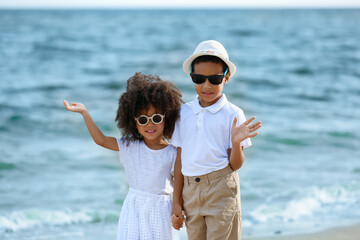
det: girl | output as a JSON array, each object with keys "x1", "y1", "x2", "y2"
[{"x1": 64, "y1": 72, "x2": 183, "y2": 240}]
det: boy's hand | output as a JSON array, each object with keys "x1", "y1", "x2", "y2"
[
  {"x1": 171, "y1": 203, "x2": 186, "y2": 230},
  {"x1": 231, "y1": 116, "x2": 262, "y2": 144},
  {"x1": 171, "y1": 210, "x2": 186, "y2": 230},
  {"x1": 63, "y1": 100, "x2": 87, "y2": 114}
]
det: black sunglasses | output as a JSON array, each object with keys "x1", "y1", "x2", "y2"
[
  {"x1": 190, "y1": 68, "x2": 228, "y2": 85},
  {"x1": 135, "y1": 114, "x2": 165, "y2": 126}
]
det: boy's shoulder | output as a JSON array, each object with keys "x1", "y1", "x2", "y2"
[
  {"x1": 180, "y1": 96, "x2": 244, "y2": 116},
  {"x1": 223, "y1": 99, "x2": 244, "y2": 115},
  {"x1": 179, "y1": 99, "x2": 197, "y2": 115}
]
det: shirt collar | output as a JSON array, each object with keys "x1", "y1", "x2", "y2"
[{"x1": 191, "y1": 94, "x2": 228, "y2": 114}]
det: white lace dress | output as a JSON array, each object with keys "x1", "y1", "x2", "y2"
[{"x1": 116, "y1": 138, "x2": 178, "y2": 240}]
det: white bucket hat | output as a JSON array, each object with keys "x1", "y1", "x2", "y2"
[{"x1": 183, "y1": 40, "x2": 236, "y2": 77}]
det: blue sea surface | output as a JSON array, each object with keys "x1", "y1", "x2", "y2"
[{"x1": 0, "y1": 9, "x2": 360, "y2": 239}]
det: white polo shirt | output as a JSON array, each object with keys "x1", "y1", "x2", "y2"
[{"x1": 171, "y1": 94, "x2": 252, "y2": 176}]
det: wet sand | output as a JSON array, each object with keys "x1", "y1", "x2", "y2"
[{"x1": 246, "y1": 223, "x2": 360, "y2": 240}]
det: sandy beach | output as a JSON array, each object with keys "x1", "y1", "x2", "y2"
[{"x1": 246, "y1": 223, "x2": 360, "y2": 240}]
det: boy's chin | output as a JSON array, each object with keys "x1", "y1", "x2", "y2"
[{"x1": 198, "y1": 95, "x2": 221, "y2": 107}]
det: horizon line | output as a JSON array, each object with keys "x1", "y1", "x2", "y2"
[{"x1": 1, "y1": 5, "x2": 360, "y2": 10}]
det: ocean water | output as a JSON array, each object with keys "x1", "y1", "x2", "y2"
[{"x1": 0, "y1": 9, "x2": 360, "y2": 239}]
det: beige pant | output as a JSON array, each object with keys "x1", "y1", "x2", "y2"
[{"x1": 183, "y1": 165, "x2": 241, "y2": 240}]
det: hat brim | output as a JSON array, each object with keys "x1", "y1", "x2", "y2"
[{"x1": 183, "y1": 52, "x2": 236, "y2": 77}]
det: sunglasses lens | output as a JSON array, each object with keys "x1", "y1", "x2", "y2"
[
  {"x1": 208, "y1": 75, "x2": 223, "y2": 85},
  {"x1": 152, "y1": 114, "x2": 163, "y2": 124},
  {"x1": 138, "y1": 116, "x2": 148, "y2": 125},
  {"x1": 191, "y1": 74, "x2": 206, "y2": 84}
]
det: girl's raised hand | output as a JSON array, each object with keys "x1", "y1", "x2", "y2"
[
  {"x1": 231, "y1": 116, "x2": 262, "y2": 144},
  {"x1": 63, "y1": 100, "x2": 87, "y2": 114}
]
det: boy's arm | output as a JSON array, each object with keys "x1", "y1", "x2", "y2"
[
  {"x1": 229, "y1": 144, "x2": 245, "y2": 171},
  {"x1": 229, "y1": 116, "x2": 261, "y2": 170},
  {"x1": 64, "y1": 100, "x2": 119, "y2": 151},
  {"x1": 172, "y1": 147, "x2": 185, "y2": 229}
]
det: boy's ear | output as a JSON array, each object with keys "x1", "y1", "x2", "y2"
[{"x1": 224, "y1": 72, "x2": 231, "y2": 83}]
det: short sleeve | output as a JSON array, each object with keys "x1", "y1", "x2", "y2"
[
  {"x1": 229, "y1": 110, "x2": 252, "y2": 149},
  {"x1": 170, "y1": 118, "x2": 181, "y2": 148},
  {"x1": 116, "y1": 137, "x2": 127, "y2": 164}
]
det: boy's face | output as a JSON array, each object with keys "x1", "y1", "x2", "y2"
[{"x1": 193, "y1": 61, "x2": 230, "y2": 107}]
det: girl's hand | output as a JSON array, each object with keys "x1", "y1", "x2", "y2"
[
  {"x1": 171, "y1": 210, "x2": 186, "y2": 230},
  {"x1": 231, "y1": 116, "x2": 262, "y2": 144},
  {"x1": 63, "y1": 100, "x2": 87, "y2": 114}
]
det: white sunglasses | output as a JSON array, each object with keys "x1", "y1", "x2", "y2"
[{"x1": 135, "y1": 114, "x2": 165, "y2": 126}]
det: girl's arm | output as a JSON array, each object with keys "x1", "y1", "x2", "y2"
[
  {"x1": 64, "y1": 100, "x2": 119, "y2": 151},
  {"x1": 229, "y1": 116, "x2": 261, "y2": 170},
  {"x1": 172, "y1": 147, "x2": 185, "y2": 230}
]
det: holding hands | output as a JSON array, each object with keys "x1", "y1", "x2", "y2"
[
  {"x1": 171, "y1": 209, "x2": 186, "y2": 230},
  {"x1": 231, "y1": 116, "x2": 262, "y2": 144}
]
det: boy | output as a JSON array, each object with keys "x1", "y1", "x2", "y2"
[{"x1": 171, "y1": 40, "x2": 261, "y2": 240}]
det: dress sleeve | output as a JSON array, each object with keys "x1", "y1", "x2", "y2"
[
  {"x1": 229, "y1": 110, "x2": 252, "y2": 149},
  {"x1": 116, "y1": 137, "x2": 127, "y2": 164}
]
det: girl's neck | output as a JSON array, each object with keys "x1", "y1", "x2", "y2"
[{"x1": 143, "y1": 138, "x2": 168, "y2": 150}]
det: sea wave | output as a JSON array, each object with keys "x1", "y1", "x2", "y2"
[
  {"x1": 248, "y1": 182, "x2": 360, "y2": 224},
  {"x1": 230, "y1": 29, "x2": 260, "y2": 37},
  {"x1": 0, "y1": 208, "x2": 118, "y2": 233},
  {"x1": 0, "y1": 162, "x2": 16, "y2": 171},
  {"x1": 33, "y1": 43, "x2": 93, "y2": 55},
  {"x1": 2, "y1": 84, "x2": 70, "y2": 94}
]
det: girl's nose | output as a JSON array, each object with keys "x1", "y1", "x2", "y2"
[{"x1": 146, "y1": 120, "x2": 155, "y2": 126}]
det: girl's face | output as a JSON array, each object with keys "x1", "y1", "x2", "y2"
[{"x1": 135, "y1": 105, "x2": 165, "y2": 144}]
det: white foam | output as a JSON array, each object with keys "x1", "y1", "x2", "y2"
[
  {"x1": 0, "y1": 208, "x2": 117, "y2": 233},
  {"x1": 249, "y1": 183, "x2": 360, "y2": 223}
]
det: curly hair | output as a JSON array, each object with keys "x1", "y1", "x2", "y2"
[{"x1": 115, "y1": 72, "x2": 183, "y2": 143}]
